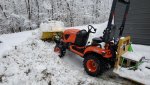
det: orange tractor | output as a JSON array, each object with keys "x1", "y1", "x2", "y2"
[{"x1": 54, "y1": 0, "x2": 130, "y2": 76}]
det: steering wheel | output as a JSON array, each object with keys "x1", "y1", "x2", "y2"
[{"x1": 88, "y1": 25, "x2": 97, "y2": 33}]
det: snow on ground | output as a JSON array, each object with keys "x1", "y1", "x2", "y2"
[
  {"x1": 0, "y1": 31, "x2": 34, "y2": 57},
  {"x1": 0, "y1": 21, "x2": 150, "y2": 85}
]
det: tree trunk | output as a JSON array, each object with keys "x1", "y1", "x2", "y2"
[
  {"x1": 35, "y1": 0, "x2": 40, "y2": 27},
  {"x1": 25, "y1": 0, "x2": 32, "y2": 30},
  {"x1": 0, "y1": 5, "x2": 7, "y2": 19},
  {"x1": 65, "y1": 0, "x2": 74, "y2": 26},
  {"x1": 51, "y1": 0, "x2": 54, "y2": 20},
  {"x1": 12, "y1": 0, "x2": 18, "y2": 14}
]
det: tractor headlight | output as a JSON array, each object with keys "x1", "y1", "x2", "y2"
[{"x1": 54, "y1": 35, "x2": 61, "y2": 43}]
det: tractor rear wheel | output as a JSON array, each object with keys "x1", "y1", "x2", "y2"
[{"x1": 83, "y1": 54, "x2": 106, "y2": 77}]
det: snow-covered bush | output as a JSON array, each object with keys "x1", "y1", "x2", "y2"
[
  {"x1": 0, "y1": 0, "x2": 112, "y2": 34},
  {"x1": 39, "y1": 21, "x2": 64, "y2": 32}
]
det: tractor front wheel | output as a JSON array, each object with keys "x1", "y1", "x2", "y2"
[
  {"x1": 54, "y1": 45, "x2": 65, "y2": 58},
  {"x1": 83, "y1": 54, "x2": 106, "y2": 77}
]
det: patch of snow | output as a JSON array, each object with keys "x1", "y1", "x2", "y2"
[
  {"x1": 122, "y1": 52, "x2": 143, "y2": 62},
  {"x1": 0, "y1": 30, "x2": 36, "y2": 57},
  {"x1": 39, "y1": 21, "x2": 64, "y2": 32},
  {"x1": 43, "y1": 1, "x2": 52, "y2": 10},
  {"x1": 120, "y1": 37, "x2": 125, "y2": 39}
]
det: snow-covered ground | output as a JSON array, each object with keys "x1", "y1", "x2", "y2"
[
  {"x1": 0, "y1": 31, "x2": 33, "y2": 57},
  {"x1": 0, "y1": 22, "x2": 150, "y2": 85}
]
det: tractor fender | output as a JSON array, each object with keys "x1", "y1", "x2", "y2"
[{"x1": 84, "y1": 46, "x2": 112, "y2": 58}]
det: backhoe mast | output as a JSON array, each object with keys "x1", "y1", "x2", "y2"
[{"x1": 103, "y1": 0, "x2": 130, "y2": 43}]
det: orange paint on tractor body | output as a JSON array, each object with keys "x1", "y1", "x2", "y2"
[
  {"x1": 84, "y1": 46, "x2": 112, "y2": 58},
  {"x1": 69, "y1": 45, "x2": 84, "y2": 57},
  {"x1": 63, "y1": 29, "x2": 80, "y2": 43}
]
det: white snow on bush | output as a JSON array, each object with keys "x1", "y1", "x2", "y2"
[{"x1": 39, "y1": 21, "x2": 64, "y2": 32}]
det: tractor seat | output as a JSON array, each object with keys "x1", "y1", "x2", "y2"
[
  {"x1": 92, "y1": 37, "x2": 103, "y2": 44},
  {"x1": 75, "y1": 30, "x2": 89, "y2": 46}
]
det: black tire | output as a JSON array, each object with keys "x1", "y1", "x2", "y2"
[
  {"x1": 54, "y1": 45, "x2": 64, "y2": 58},
  {"x1": 54, "y1": 41, "x2": 66, "y2": 58},
  {"x1": 83, "y1": 54, "x2": 106, "y2": 77}
]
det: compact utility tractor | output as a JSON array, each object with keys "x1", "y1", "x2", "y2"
[{"x1": 54, "y1": 0, "x2": 130, "y2": 76}]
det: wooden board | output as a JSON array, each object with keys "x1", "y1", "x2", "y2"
[{"x1": 115, "y1": 36, "x2": 131, "y2": 69}]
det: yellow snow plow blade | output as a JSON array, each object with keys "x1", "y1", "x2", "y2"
[{"x1": 41, "y1": 31, "x2": 63, "y2": 41}]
